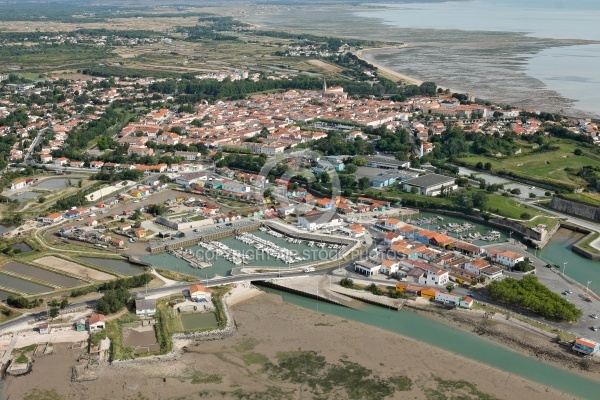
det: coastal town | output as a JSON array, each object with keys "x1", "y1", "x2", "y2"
[{"x1": 0, "y1": 2, "x2": 600, "y2": 399}]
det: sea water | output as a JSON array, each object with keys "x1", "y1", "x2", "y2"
[{"x1": 354, "y1": 0, "x2": 600, "y2": 116}]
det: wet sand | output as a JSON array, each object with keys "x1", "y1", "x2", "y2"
[{"x1": 5, "y1": 291, "x2": 578, "y2": 400}]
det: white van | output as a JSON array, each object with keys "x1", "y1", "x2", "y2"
[{"x1": 304, "y1": 267, "x2": 315, "y2": 273}]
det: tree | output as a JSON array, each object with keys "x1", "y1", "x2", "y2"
[
  {"x1": 357, "y1": 177, "x2": 370, "y2": 190},
  {"x1": 573, "y1": 148, "x2": 583, "y2": 156},
  {"x1": 512, "y1": 260, "x2": 534, "y2": 272},
  {"x1": 488, "y1": 275, "x2": 581, "y2": 322},
  {"x1": 340, "y1": 278, "x2": 355, "y2": 288},
  {"x1": 484, "y1": 162, "x2": 492, "y2": 171},
  {"x1": 354, "y1": 158, "x2": 367, "y2": 166},
  {"x1": 520, "y1": 212, "x2": 531, "y2": 220},
  {"x1": 147, "y1": 203, "x2": 166, "y2": 215},
  {"x1": 446, "y1": 284, "x2": 455, "y2": 293},
  {"x1": 529, "y1": 192, "x2": 537, "y2": 198},
  {"x1": 60, "y1": 298, "x2": 69, "y2": 309},
  {"x1": 96, "y1": 288, "x2": 130, "y2": 314},
  {"x1": 475, "y1": 162, "x2": 483, "y2": 169},
  {"x1": 344, "y1": 163, "x2": 357, "y2": 174},
  {"x1": 49, "y1": 307, "x2": 60, "y2": 319},
  {"x1": 472, "y1": 192, "x2": 488, "y2": 210},
  {"x1": 77, "y1": 180, "x2": 82, "y2": 188}
]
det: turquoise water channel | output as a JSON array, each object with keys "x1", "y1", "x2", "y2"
[{"x1": 263, "y1": 287, "x2": 600, "y2": 399}]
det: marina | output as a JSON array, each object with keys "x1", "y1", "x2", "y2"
[
  {"x1": 168, "y1": 247, "x2": 213, "y2": 269},
  {"x1": 197, "y1": 241, "x2": 250, "y2": 266},
  {"x1": 235, "y1": 232, "x2": 307, "y2": 264},
  {"x1": 405, "y1": 212, "x2": 513, "y2": 245},
  {"x1": 143, "y1": 228, "x2": 343, "y2": 278}
]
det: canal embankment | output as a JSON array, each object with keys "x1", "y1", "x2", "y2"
[{"x1": 404, "y1": 301, "x2": 600, "y2": 376}]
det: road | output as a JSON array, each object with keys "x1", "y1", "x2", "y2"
[
  {"x1": 516, "y1": 198, "x2": 600, "y2": 233},
  {"x1": 24, "y1": 128, "x2": 48, "y2": 164}
]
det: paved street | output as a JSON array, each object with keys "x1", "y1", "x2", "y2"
[{"x1": 482, "y1": 243, "x2": 600, "y2": 339}]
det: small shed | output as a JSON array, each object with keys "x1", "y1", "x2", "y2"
[{"x1": 39, "y1": 323, "x2": 50, "y2": 335}]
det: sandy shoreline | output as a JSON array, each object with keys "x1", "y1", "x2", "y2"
[
  {"x1": 5, "y1": 288, "x2": 590, "y2": 400},
  {"x1": 355, "y1": 46, "x2": 459, "y2": 93}
]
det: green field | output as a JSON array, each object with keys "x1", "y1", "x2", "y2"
[
  {"x1": 458, "y1": 141, "x2": 600, "y2": 189},
  {"x1": 380, "y1": 188, "x2": 547, "y2": 219}
]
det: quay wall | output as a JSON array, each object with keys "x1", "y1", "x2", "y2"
[
  {"x1": 253, "y1": 280, "x2": 356, "y2": 309},
  {"x1": 148, "y1": 222, "x2": 261, "y2": 254},
  {"x1": 550, "y1": 197, "x2": 600, "y2": 222},
  {"x1": 561, "y1": 222, "x2": 600, "y2": 261}
]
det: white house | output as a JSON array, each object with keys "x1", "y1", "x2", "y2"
[
  {"x1": 42, "y1": 212, "x2": 63, "y2": 224},
  {"x1": 54, "y1": 157, "x2": 68, "y2": 166},
  {"x1": 380, "y1": 260, "x2": 399, "y2": 275},
  {"x1": 417, "y1": 266, "x2": 450, "y2": 286},
  {"x1": 488, "y1": 250, "x2": 525, "y2": 268},
  {"x1": 434, "y1": 292, "x2": 462, "y2": 307},
  {"x1": 298, "y1": 211, "x2": 344, "y2": 231},
  {"x1": 381, "y1": 218, "x2": 403, "y2": 231},
  {"x1": 354, "y1": 260, "x2": 381, "y2": 276},
  {"x1": 39, "y1": 323, "x2": 50, "y2": 335},
  {"x1": 459, "y1": 297, "x2": 474, "y2": 309},
  {"x1": 87, "y1": 314, "x2": 105, "y2": 332},
  {"x1": 10, "y1": 178, "x2": 27, "y2": 190},
  {"x1": 480, "y1": 266, "x2": 503, "y2": 280},
  {"x1": 464, "y1": 259, "x2": 491, "y2": 276},
  {"x1": 135, "y1": 298, "x2": 157, "y2": 316},
  {"x1": 190, "y1": 284, "x2": 212, "y2": 301}
]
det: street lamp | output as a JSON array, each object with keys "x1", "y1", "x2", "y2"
[
  {"x1": 587, "y1": 280, "x2": 592, "y2": 294},
  {"x1": 509, "y1": 231, "x2": 513, "y2": 243},
  {"x1": 563, "y1": 261, "x2": 568, "y2": 274}
]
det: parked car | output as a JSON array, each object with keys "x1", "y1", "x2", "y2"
[
  {"x1": 591, "y1": 326, "x2": 599, "y2": 331},
  {"x1": 591, "y1": 314, "x2": 598, "y2": 319}
]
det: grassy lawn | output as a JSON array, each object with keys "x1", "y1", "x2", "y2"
[
  {"x1": 576, "y1": 232, "x2": 600, "y2": 254},
  {"x1": 382, "y1": 187, "x2": 553, "y2": 225},
  {"x1": 376, "y1": 189, "x2": 455, "y2": 208},
  {"x1": 485, "y1": 192, "x2": 533, "y2": 219},
  {"x1": 0, "y1": 305, "x2": 22, "y2": 323},
  {"x1": 458, "y1": 140, "x2": 600, "y2": 189},
  {"x1": 524, "y1": 215, "x2": 559, "y2": 230}
]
